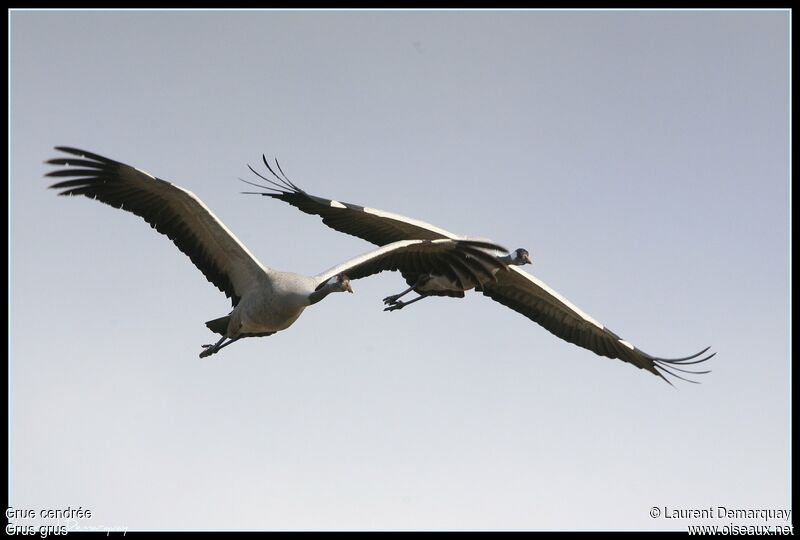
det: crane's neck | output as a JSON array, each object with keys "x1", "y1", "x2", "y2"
[{"x1": 308, "y1": 280, "x2": 342, "y2": 305}]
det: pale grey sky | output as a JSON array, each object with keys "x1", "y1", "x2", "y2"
[{"x1": 9, "y1": 10, "x2": 790, "y2": 531}]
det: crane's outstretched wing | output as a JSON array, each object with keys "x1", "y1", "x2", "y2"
[
  {"x1": 316, "y1": 239, "x2": 508, "y2": 288},
  {"x1": 480, "y1": 267, "x2": 714, "y2": 384},
  {"x1": 241, "y1": 155, "x2": 458, "y2": 245},
  {"x1": 46, "y1": 147, "x2": 270, "y2": 307}
]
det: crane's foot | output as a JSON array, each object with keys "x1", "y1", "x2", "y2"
[
  {"x1": 199, "y1": 336, "x2": 239, "y2": 358},
  {"x1": 383, "y1": 294, "x2": 402, "y2": 305},
  {"x1": 384, "y1": 301, "x2": 406, "y2": 312},
  {"x1": 199, "y1": 345, "x2": 216, "y2": 358}
]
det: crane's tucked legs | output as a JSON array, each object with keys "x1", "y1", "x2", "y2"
[
  {"x1": 383, "y1": 294, "x2": 429, "y2": 312},
  {"x1": 200, "y1": 336, "x2": 241, "y2": 358},
  {"x1": 383, "y1": 274, "x2": 431, "y2": 305}
]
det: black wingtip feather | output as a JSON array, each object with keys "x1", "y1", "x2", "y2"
[
  {"x1": 273, "y1": 158, "x2": 305, "y2": 193},
  {"x1": 53, "y1": 146, "x2": 111, "y2": 163},
  {"x1": 651, "y1": 347, "x2": 714, "y2": 384}
]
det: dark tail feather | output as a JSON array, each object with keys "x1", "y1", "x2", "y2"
[{"x1": 205, "y1": 316, "x2": 230, "y2": 336}]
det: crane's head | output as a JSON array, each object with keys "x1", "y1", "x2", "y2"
[
  {"x1": 512, "y1": 248, "x2": 532, "y2": 265},
  {"x1": 336, "y1": 273, "x2": 353, "y2": 293}
]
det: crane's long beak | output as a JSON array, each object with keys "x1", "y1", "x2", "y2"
[{"x1": 524, "y1": 253, "x2": 533, "y2": 265}]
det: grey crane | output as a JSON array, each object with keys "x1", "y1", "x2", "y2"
[
  {"x1": 45, "y1": 147, "x2": 508, "y2": 358},
  {"x1": 242, "y1": 156, "x2": 714, "y2": 384}
]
